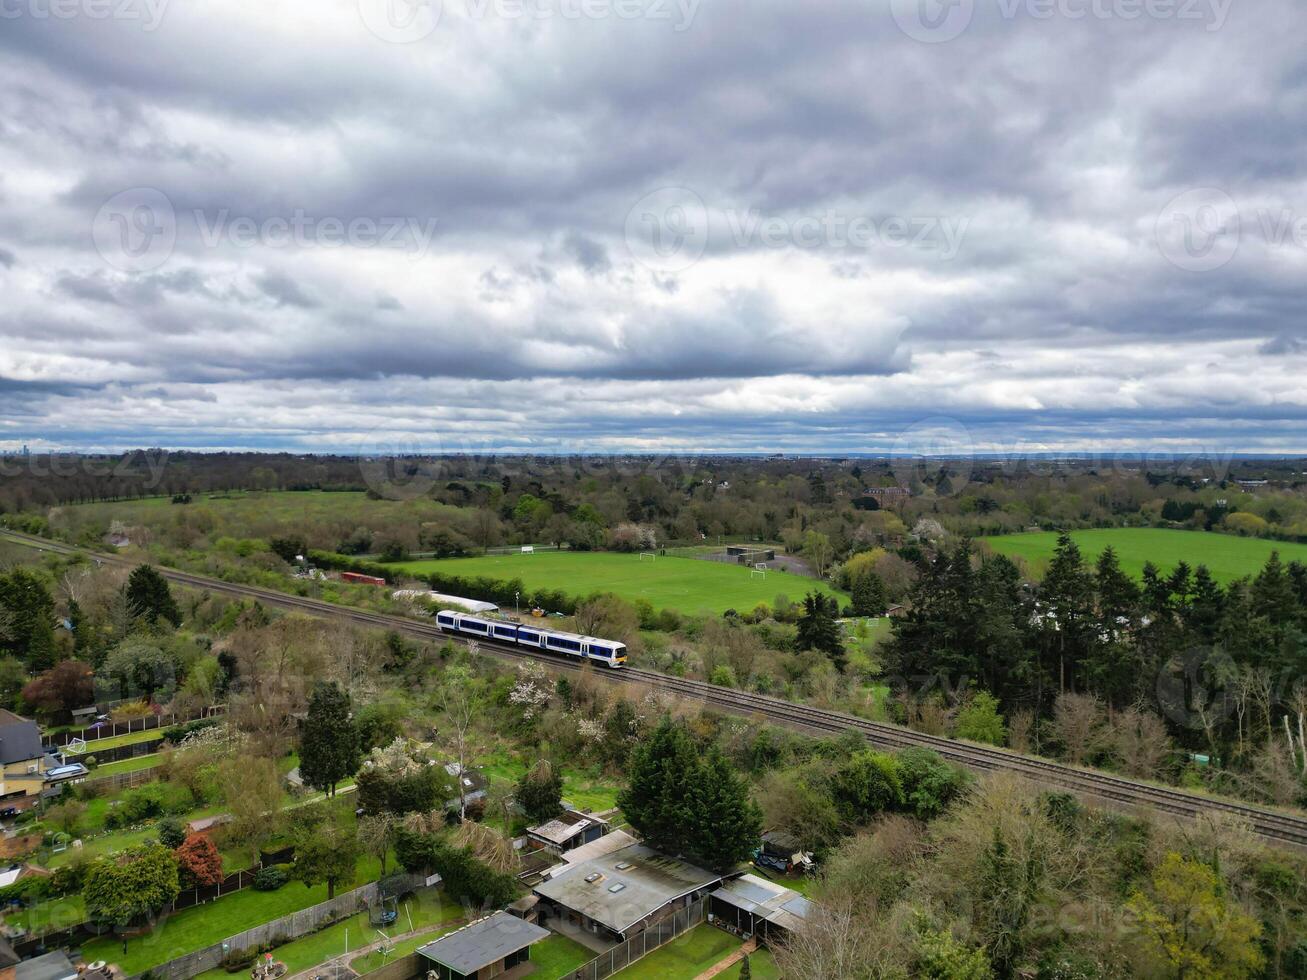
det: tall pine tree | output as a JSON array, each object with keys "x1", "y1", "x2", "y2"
[
  {"x1": 125, "y1": 565, "x2": 181, "y2": 628},
  {"x1": 618, "y1": 717, "x2": 761, "y2": 872},
  {"x1": 298, "y1": 681, "x2": 361, "y2": 797}
]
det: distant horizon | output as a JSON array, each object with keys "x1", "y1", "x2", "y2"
[{"x1": 4, "y1": 445, "x2": 1307, "y2": 463}]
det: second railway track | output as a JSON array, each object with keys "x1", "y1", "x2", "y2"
[{"x1": 7, "y1": 529, "x2": 1307, "y2": 849}]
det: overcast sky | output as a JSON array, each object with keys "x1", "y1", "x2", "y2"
[{"x1": 1, "y1": 0, "x2": 1305, "y2": 457}]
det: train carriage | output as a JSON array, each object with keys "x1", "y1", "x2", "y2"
[{"x1": 435, "y1": 611, "x2": 627, "y2": 668}]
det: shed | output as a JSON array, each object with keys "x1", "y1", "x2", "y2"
[
  {"x1": 709, "y1": 873, "x2": 811, "y2": 943},
  {"x1": 416, "y1": 911, "x2": 549, "y2": 980},
  {"x1": 527, "y1": 810, "x2": 608, "y2": 854}
]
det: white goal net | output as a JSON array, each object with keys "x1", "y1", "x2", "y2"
[{"x1": 638, "y1": 552, "x2": 657, "y2": 561}]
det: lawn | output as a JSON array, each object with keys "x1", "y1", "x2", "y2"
[
  {"x1": 611, "y1": 923, "x2": 741, "y2": 979},
  {"x1": 74, "y1": 729, "x2": 167, "y2": 752},
  {"x1": 480, "y1": 755, "x2": 621, "y2": 815},
  {"x1": 94, "y1": 754, "x2": 162, "y2": 776},
  {"x1": 389, "y1": 552, "x2": 845, "y2": 615},
  {"x1": 188, "y1": 888, "x2": 463, "y2": 980},
  {"x1": 984, "y1": 527, "x2": 1307, "y2": 584},
  {"x1": 528, "y1": 934, "x2": 594, "y2": 978},
  {"x1": 718, "y1": 948, "x2": 780, "y2": 979},
  {"x1": 80, "y1": 853, "x2": 386, "y2": 973}
]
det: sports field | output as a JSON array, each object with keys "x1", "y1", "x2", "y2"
[
  {"x1": 390, "y1": 552, "x2": 844, "y2": 615},
  {"x1": 985, "y1": 528, "x2": 1307, "y2": 583}
]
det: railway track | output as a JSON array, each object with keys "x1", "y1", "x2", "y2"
[{"x1": 7, "y1": 528, "x2": 1307, "y2": 849}]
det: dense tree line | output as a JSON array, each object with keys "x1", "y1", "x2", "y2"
[{"x1": 889, "y1": 534, "x2": 1307, "y2": 800}]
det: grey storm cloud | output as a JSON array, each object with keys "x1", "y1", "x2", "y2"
[{"x1": 1, "y1": 1, "x2": 1307, "y2": 452}]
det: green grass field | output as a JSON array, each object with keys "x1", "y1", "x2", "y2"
[
  {"x1": 611, "y1": 924, "x2": 741, "y2": 979},
  {"x1": 390, "y1": 552, "x2": 844, "y2": 615},
  {"x1": 525, "y1": 934, "x2": 594, "y2": 979},
  {"x1": 985, "y1": 528, "x2": 1307, "y2": 583}
]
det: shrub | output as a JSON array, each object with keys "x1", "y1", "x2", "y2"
[
  {"x1": 895, "y1": 747, "x2": 969, "y2": 820},
  {"x1": 830, "y1": 750, "x2": 904, "y2": 824},
  {"x1": 252, "y1": 866, "x2": 288, "y2": 891},
  {"x1": 157, "y1": 817, "x2": 186, "y2": 849}
]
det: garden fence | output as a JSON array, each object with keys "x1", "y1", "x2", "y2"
[
  {"x1": 136, "y1": 873, "x2": 427, "y2": 980},
  {"x1": 562, "y1": 898, "x2": 706, "y2": 980},
  {"x1": 44, "y1": 707, "x2": 225, "y2": 749},
  {"x1": 79, "y1": 766, "x2": 159, "y2": 793},
  {"x1": 72, "y1": 737, "x2": 165, "y2": 766}
]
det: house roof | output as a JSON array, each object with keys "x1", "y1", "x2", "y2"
[
  {"x1": 560, "y1": 829, "x2": 638, "y2": 865},
  {"x1": 534, "y1": 843, "x2": 721, "y2": 936},
  {"x1": 528, "y1": 809, "x2": 606, "y2": 847},
  {"x1": 16, "y1": 951, "x2": 78, "y2": 980},
  {"x1": 711, "y1": 873, "x2": 812, "y2": 933},
  {"x1": 0, "y1": 711, "x2": 44, "y2": 766},
  {"x1": 416, "y1": 911, "x2": 549, "y2": 974}
]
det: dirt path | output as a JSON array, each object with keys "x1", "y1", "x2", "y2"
[{"x1": 692, "y1": 938, "x2": 756, "y2": 980}]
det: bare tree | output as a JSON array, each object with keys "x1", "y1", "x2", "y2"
[
  {"x1": 1109, "y1": 704, "x2": 1172, "y2": 779},
  {"x1": 772, "y1": 893, "x2": 894, "y2": 980},
  {"x1": 1007, "y1": 708, "x2": 1035, "y2": 755},
  {"x1": 1052, "y1": 691, "x2": 1105, "y2": 765},
  {"x1": 437, "y1": 665, "x2": 482, "y2": 821},
  {"x1": 357, "y1": 813, "x2": 397, "y2": 876}
]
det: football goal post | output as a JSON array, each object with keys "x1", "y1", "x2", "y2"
[
  {"x1": 638, "y1": 552, "x2": 657, "y2": 562},
  {"x1": 750, "y1": 563, "x2": 768, "y2": 579}
]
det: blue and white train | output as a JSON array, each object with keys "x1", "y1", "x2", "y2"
[{"x1": 434, "y1": 611, "x2": 628, "y2": 668}]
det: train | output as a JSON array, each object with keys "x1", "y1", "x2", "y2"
[{"x1": 434, "y1": 610, "x2": 628, "y2": 668}]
